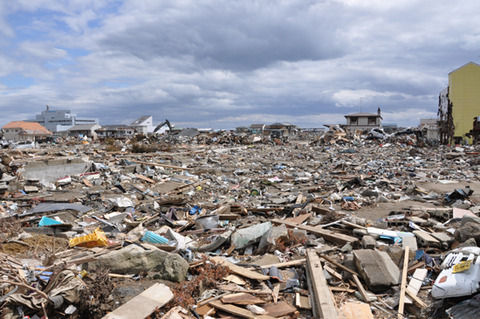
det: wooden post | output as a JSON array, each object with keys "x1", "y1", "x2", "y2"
[
  {"x1": 398, "y1": 247, "x2": 410, "y2": 318},
  {"x1": 306, "y1": 249, "x2": 338, "y2": 319}
]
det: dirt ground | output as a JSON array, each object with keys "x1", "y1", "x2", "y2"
[{"x1": 353, "y1": 180, "x2": 480, "y2": 221}]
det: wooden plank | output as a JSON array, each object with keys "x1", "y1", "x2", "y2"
[
  {"x1": 130, "y1": 160, "x2": 193, "y2": 171},
  {"x1": 291, "y1": 194, "x2": 306, "y2": 217},
  {"x1": 224, "y1": 274, "x2": 247, "y2": 285},
  {"x1": 209, "y1": 300, "x2": 275, "y2": 319},
  {"x1": 406, "y1": 288, "x2": 427, "y2": 308},
  {"x1": 408, "y1": 260, "x2": 425, "y2": 274},
  {"x1": 340, "y1": 302, "x2": 374, "y2": 319},
  {"x1": 330, "y1": 287, "x2": 355, "y2": 294},
  {"x1": 195, "y1": 304, "x2": 215, "y2": 316},
  {"x1": 324, "y1": 265, "x2": 343, "y2": 281},
  {"x1": 405, "y1": 268, "x2": 427, "y2": 304},
  {"x1": 211, "y1": 257, "x2": 270, "y2": 281},
  {"x1": 263, "y1": 301, "x2": 297, "y2": 317},
  {"x1": 272, "y1": 219, "x2": 358, "y2": 245},
  {"x1": 353, "y1": 274, "x2": 369, "y2": 303},
  {"x1": 272, "y1": 283, "x2": 280, "y2": 303},
  {"x1": 296, "y1": 293, "x2": 312, "y2": 309},
  {"x1": 397, "y1": 247, "x2": 410, "y2": 319},
  {"x1": 102, "y1": 283, "x2": 173, "y2": 319},
  {"x1": 254, "y1": 258, "x2": 306, "y2": 270},
  {"x1": 135, "y1": 174, "x2": 156, "y2": 184},
  {"x1": 221, "y1": 293, "x2": 265, "y2": 305},
  {"x1": 284, "y1": 212, "x2": 312, "y2": 224},
  {"x1": 306, "y1": 249, "x2": 338, "y2": 319}
]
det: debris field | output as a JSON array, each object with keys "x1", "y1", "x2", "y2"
[{"x1": 1, "y1": 131, "x2": 480, "y2": 319}]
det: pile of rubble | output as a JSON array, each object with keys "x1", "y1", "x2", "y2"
[{"x1": 1, "y1": 136, "x2": 480, "y2": 318}]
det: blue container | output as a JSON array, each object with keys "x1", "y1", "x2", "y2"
[
  {"x1": 141, "y1": 231, "x2": 169, "y2": 244},
  {"x1": 189, "y1": 205, "x2": 200, "y2": 215},
  {"x1": 39, "y1": 216, "x2": 62, "y2": 227}
]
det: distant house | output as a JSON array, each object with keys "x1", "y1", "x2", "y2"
[
  {"x1": 68, "y1": 124, "x2": 102, "y2": 139},
  {"x1": 343, "y1": 108, "x2": 382, "y2": 132},
  {"x1": 265, "y1": 122, "x2": 297, "y2": 137},
  {"x1": 2, "y1": 121, "x2": 52, "y2": 142},
  {"x1": 249, "y1": 124, "x2": 266, "y2": 134},
  {"x1": 95, "y1": 125, "x2": 136, "y2": 139},
  {"x1": 130, "y1": 115, "x2": 154, "y2": 134},
  {"x1": 235, "y1": 126, "x2": 249, "y2": 133}
]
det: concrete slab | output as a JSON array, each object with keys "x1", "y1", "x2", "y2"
[
  {"x1": 353, "y1": 249, "x2": 400, "y2": 292},
  {"x1": 22, "y1": 158, "x2": 91, "y2": 184}
]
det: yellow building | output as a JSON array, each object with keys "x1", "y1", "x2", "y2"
[{"x1": 446, "y1": 62, "x2": 480, "y2": 144}]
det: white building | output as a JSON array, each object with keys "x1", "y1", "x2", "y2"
[
  {"x1": 130, "y1": 115, "x2": 154, "y2": 134},
  {"x1": 32, "y1": 105, "x2": 98, "y2": 133}
]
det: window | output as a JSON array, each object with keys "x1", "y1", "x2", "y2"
[
  {"x1": 368, "y1": 117, "x2": 377, "y2": 125},
  {"x1": 350, "y1": 117, "x2": 358, "y2": 125}
]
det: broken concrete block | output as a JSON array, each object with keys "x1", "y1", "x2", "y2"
[
  {"x1": 386, "y1": 246, "x2": 404, "y2": 267},
  {"x1": 88, "y1": 244, "x2": 188, "y2": 282},
  {"x1": 361, "y1": 235, "x2": 376, "y2": 249},
  {"x1": 413, "y1": 230, "x2": 441, "y2": 247},
  {"x1": 431, "y1": 232, "x2": 454, "y2": 248},
  {"x1": 231, "y1": 222, "x2": 272, "y2": 249},
  {"x1": 353, "y1": 249, "x2": 400, "y2": 292},
  {"x1": 455, "y1": 216, "x2": 480, "y2": 243},
  {"x1": 398, "y1": 232, "x2": 417, "y2": 251}
]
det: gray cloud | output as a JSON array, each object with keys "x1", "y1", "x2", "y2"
[{"x1": 96, "y1": 0, "x2": 348, "y2": 71}]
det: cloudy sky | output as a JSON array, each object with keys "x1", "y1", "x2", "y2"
[{"x1": 0, "y1": 0, "x2": 479, "y2": 129}]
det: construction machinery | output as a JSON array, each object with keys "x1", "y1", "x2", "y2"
[{"x1": 153, "y1": 119, "x2": 173, "y2": 134}]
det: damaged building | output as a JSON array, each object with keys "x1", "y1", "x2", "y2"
[
  {"x1": 343, "y1": 108, "x2": 382, "y2": 133},
  {"x1": 438, "y1": 62, "x2": 480, "y2": 144}
]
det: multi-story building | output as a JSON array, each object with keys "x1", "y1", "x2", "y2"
[
  {"x1": 32, "y1": 105, "x2": 98, "y2": 133},
  {"x1": 438, "y1": 62, "x2": 480, "y2": 144}
]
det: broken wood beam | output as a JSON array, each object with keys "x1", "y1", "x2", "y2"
[
  {"x1": 319, "y1": 254, "x2": 360, "y2": 277},
  {"x1": 353, "y1": 274, "x2": 370, "y2": 303},
  {"x1": 272, "y1": 219, "x2": 358, "y2": 245},
  {"x1": 211, "y1": 257, "x2": 270, "y2": 281},
  {"x1": 209, "y1": 300, "x2": 275, "y2": 319},
  {"x1": 306, "y1": 249, "x2": 338, "y2": 319},
  {"x1": 129, "y1": 160, "x2": 193, "y2": 171},
  {"x1": 406, "y1": 288, "x2": 427, "y2": 308},
  {"x1": 102, "y1": 283, "x2": 173, "y2": 319}
]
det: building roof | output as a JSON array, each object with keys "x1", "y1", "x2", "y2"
[
  {"x1": 96, "y1": 125, "x2": 134, "y2": 131},
  {"x1": 268, "y1": 122, "x2": 296, "y2": 127},
  {"x1": 344, "y1": 112, "x2": 380, "y2": 117},
  {"x1": 131, "y1": 115, "x2": 152, "y2": 126},
  {"x1": 68, "y1": 124, "x2": 100, "y2": 131},
  {"x1": 2, "y1": 121, "x2": 52, "y2": 135},
  {"x1": 449, "y1": 61, "x2": 480, "y2": 75}
]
